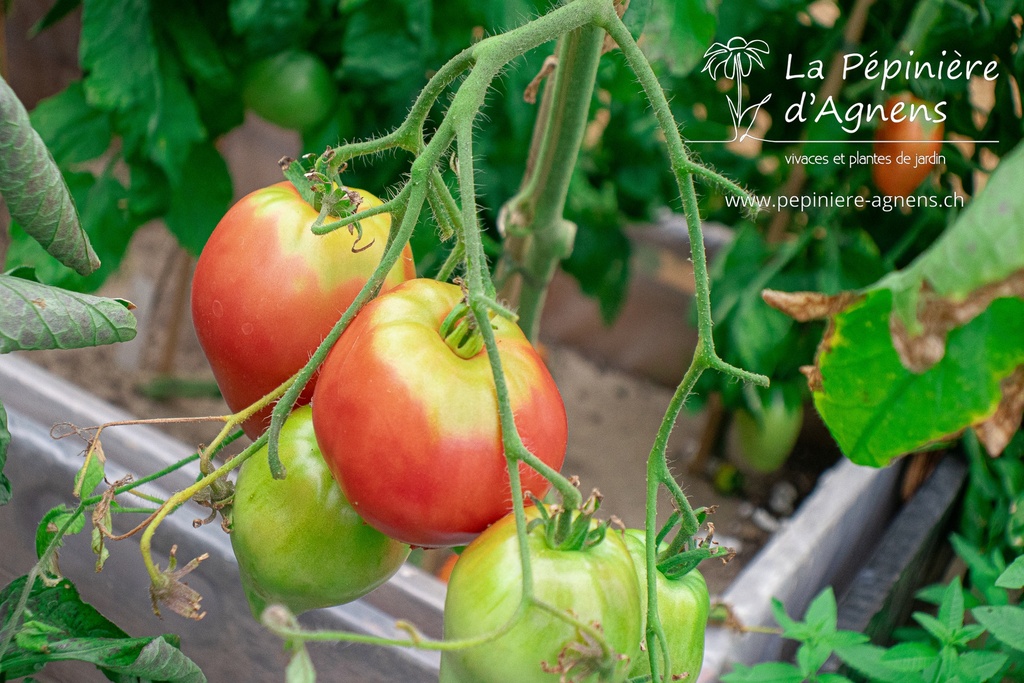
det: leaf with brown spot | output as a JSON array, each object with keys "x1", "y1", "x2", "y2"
[
  {"x1": 974, "y1": 366, "x2": 1024, "y2": 456},
  {"x1": 762, "y1": 289, "x2": 859, "y2": 322}
]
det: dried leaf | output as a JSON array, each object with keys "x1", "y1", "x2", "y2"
[
  {"x1": 762, "y1": 289, "x2": 859, "y2": 322},
  {"x1": 149, "y1": 545, "x2": 209, "y2": 620}
]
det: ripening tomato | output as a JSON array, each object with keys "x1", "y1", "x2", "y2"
[
  {"x1": 230, "y1": 406, "x2": 410, "y2": 616},
  {"x1": 440, "y1": 509, "x2": 643, "y2": 682},
  {"x1": 872, "y1": 93, "x2": 944, "y2": 197},
  {"x1": 622, "y1": 529, "x2": 709, "y2": 680},
  {"x1": 191, "y1": 182, "x2": 415, "y2": 439},
  {"x1": 311, "y1": 278, "x2": 567, "y2": 547}
]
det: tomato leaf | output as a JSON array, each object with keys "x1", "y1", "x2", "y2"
[
  {"x1": 0, "y1": 400, "x2": 10, "y2": 506},
  {"x1": 158, "y1": 3, "x2": 234, "y2": 87},
  {"x1": 34, "y1": 504, "x2": 85, "y2": 578},
  {"x1": 80, "y1": 0, "x2": 159, "y2": 113},
  {"x1": 29, "y1": 82, "x2": 112, "y2": 166},
  {"x1": 811, "y1": 292, "x2": 1024, "y2": 466},
  {"x1": 230, "y1": 0, "x2": 309, "y2": 54},
  {"x1": 5, "y1": 173, "x2": 139, "y2": 294},
  {"x1": 164, "y1": 142, "x2": 233, "y2": 256},
  {"x1": 0, "y1": 576, "x2": 206, "y2": 682},
  {"x1": 0, "y1": 77, "x2": 99, "y2": 277},
  {"x1": 0, "y1": 274, "x2": 137, "y2": 353},
  {"x1": 73, "y1": 452, "x2": 105, "y2": 500},
  {"x1": 766, "y1": 143, "x2": 1024, "y2": 467}
]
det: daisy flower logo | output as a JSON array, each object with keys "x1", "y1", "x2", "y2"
[{"x1": 701, "y1": 38, "x2": 772, "y2": 141}]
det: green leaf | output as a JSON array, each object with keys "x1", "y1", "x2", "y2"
[
  {"x1": 0, "y1": 400, "x2": 10, "y2": 505},
  {"x1": 809, "y1": 292, "x2": 1024, "y2": 467},
  {"x1": 147, "y1": 56, "x2": 207, "y2": 186},
  {"x1": 0, "y1": 576, "x2": 206, "y2": 682},
  {"x1": 937, "y1": 577, "x2": 966, "y2": 633},
  {"x1": 769, "y1": 142, "x2": 1024, "y2": 467},
  {"x1": 34, "y1": 505, "x2": 85, "y2": 560},
  {"x1": 0, "y1": 76, "x2": 99, "y2": 276},
  {"x1": 230, "y1": 0, "x2": 309, "y2": 54},
  {"x1": 163, "y1": 143, "x2": 233, "y2": 256},
  {"x1": 720, "y1": 661, "x2": 805, "y2": 683},
  {"x1": 883, "y1": 143, "x2": 1024, "y2": 334},
  {"x1": 643, "y1": 0, "x2": 719, "y2": 77},
  {"x1": 803, "y1": 585, "x2": 838, "y2": 634},
  {"x1": 995, "y1": 555, "x2": 1024, "y2": 589},
  {"x1": 973, "y1": 606, "x2": 1024, "y2": 652},
  {"x1": 816, "y1": 675, "x2": 855, "y2": 683},
  {"x1": 29, "y1": 0, "x2": 82, "y2": 35},
  {"x1": 880, "y1": 642, "x2": 940, "y2": 672},
  {"x1": 343, "y1": 4, "x2": 427, "y2": 92},
  {"x1": 158, "y1": 3, "x2": 234, "y2": 87},
  {"x1": 836, "y1": 643, "x2": 919, "y2": 683},
  {"x1": 80, "y1": 0, "x2": 159, "y2": 113},
  {"x1": 622, "y1": 0, "x2": 653, "y2": 38},
  {"x1": 958, "y1": 650, "x2": 1010, "y2": 682},
  {"x1": 285, "y1": 641, "x2": 316, "y2": 683},
  {"x1": 0, "y1": 275, "x2": 137, "y2": 352},
  {"x1": 913, "y1": 612, "x2": 952, "y2": 644},
  {"x1": 5, "y1": 173, "x2": 139, "y2": 294},
  {"x1": 73, "y1": 454, "x2": 105, "y2": 500},
  {"x1": 29, "y1": 82, "x2": 112, "y2": 165}
]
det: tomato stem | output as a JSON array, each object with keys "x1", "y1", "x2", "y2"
[{"x1": 495, "y1": 21, "x2": 605, "y2": 343}]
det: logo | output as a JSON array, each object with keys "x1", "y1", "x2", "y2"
[
  {"x1": 700, "y1": 37, "x2": 772, "y2": 142},
  {"x1": 694, "y1": 37, "x2": 999, "y2": 146}
]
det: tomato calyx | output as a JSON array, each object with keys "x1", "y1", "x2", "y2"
[
  {"x1": 439, "y1": 301, "x2": 486, "y2": 359},
  {"x1": 652, "y1": 506, "x2": 733, "y2": 580},
  {"x1": 527, "y1": 492, "x2": 609, "y2": 553}
]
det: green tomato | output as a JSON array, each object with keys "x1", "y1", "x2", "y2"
[
  {"x1": 731, "y1": 388, "x2": 804, "y2": 473},
  {"x1": 622, "y1": 529, "x2": 709, "y2": 681},
  {"x1": 242, "y1": 50, "x2": 338, "y2": 131},
  {"x1": 230, "y1": 406, "x2": 410, "y2": 616},
  {"x1": 441, "y1": 509, "x2": 643, "y2": 682}
]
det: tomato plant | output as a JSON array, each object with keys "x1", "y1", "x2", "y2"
[
  {"x1": 871, "y1": 93, "x2": 945, "y2": 198},
  {"x1": 242, "y1": 51, "x2": 338, "y2": 132},
  {"x1": 728, "y1": 387, "x2": 804, "y2": 474},
  {"x1": 311, "y1": 278, "x2": 567, "y2": 547},
  {"x1": 191, "y1": 181, "x2": 415, "y2": 439},
  {"x1": 622, "y1": 529, "x2": 709, "y2": 680},
  {"x1": 230, "y1": 406, "x2": 410, "y2": 616},
  {"x1": 440, "y1": 508, "x2": 642, "y2": 682}
]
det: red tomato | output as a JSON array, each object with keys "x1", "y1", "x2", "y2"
[
  {"x1": 310, "y1": 279, "x2": 567, "y2": 547},
  {"x1": 872, "y1": 93, "x2": 944, "y2": 197},
  {"x1": 191, "y1": 182, "x2": 415, "y2": 439}
]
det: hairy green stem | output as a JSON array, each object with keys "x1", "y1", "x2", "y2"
[{"x1": 497, "y1": 21, "x2": 606, "y2": 342}]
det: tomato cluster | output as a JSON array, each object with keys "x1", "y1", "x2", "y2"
[{"x1": 193, "y1": 181, "x2": 708, "y2": 679}]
